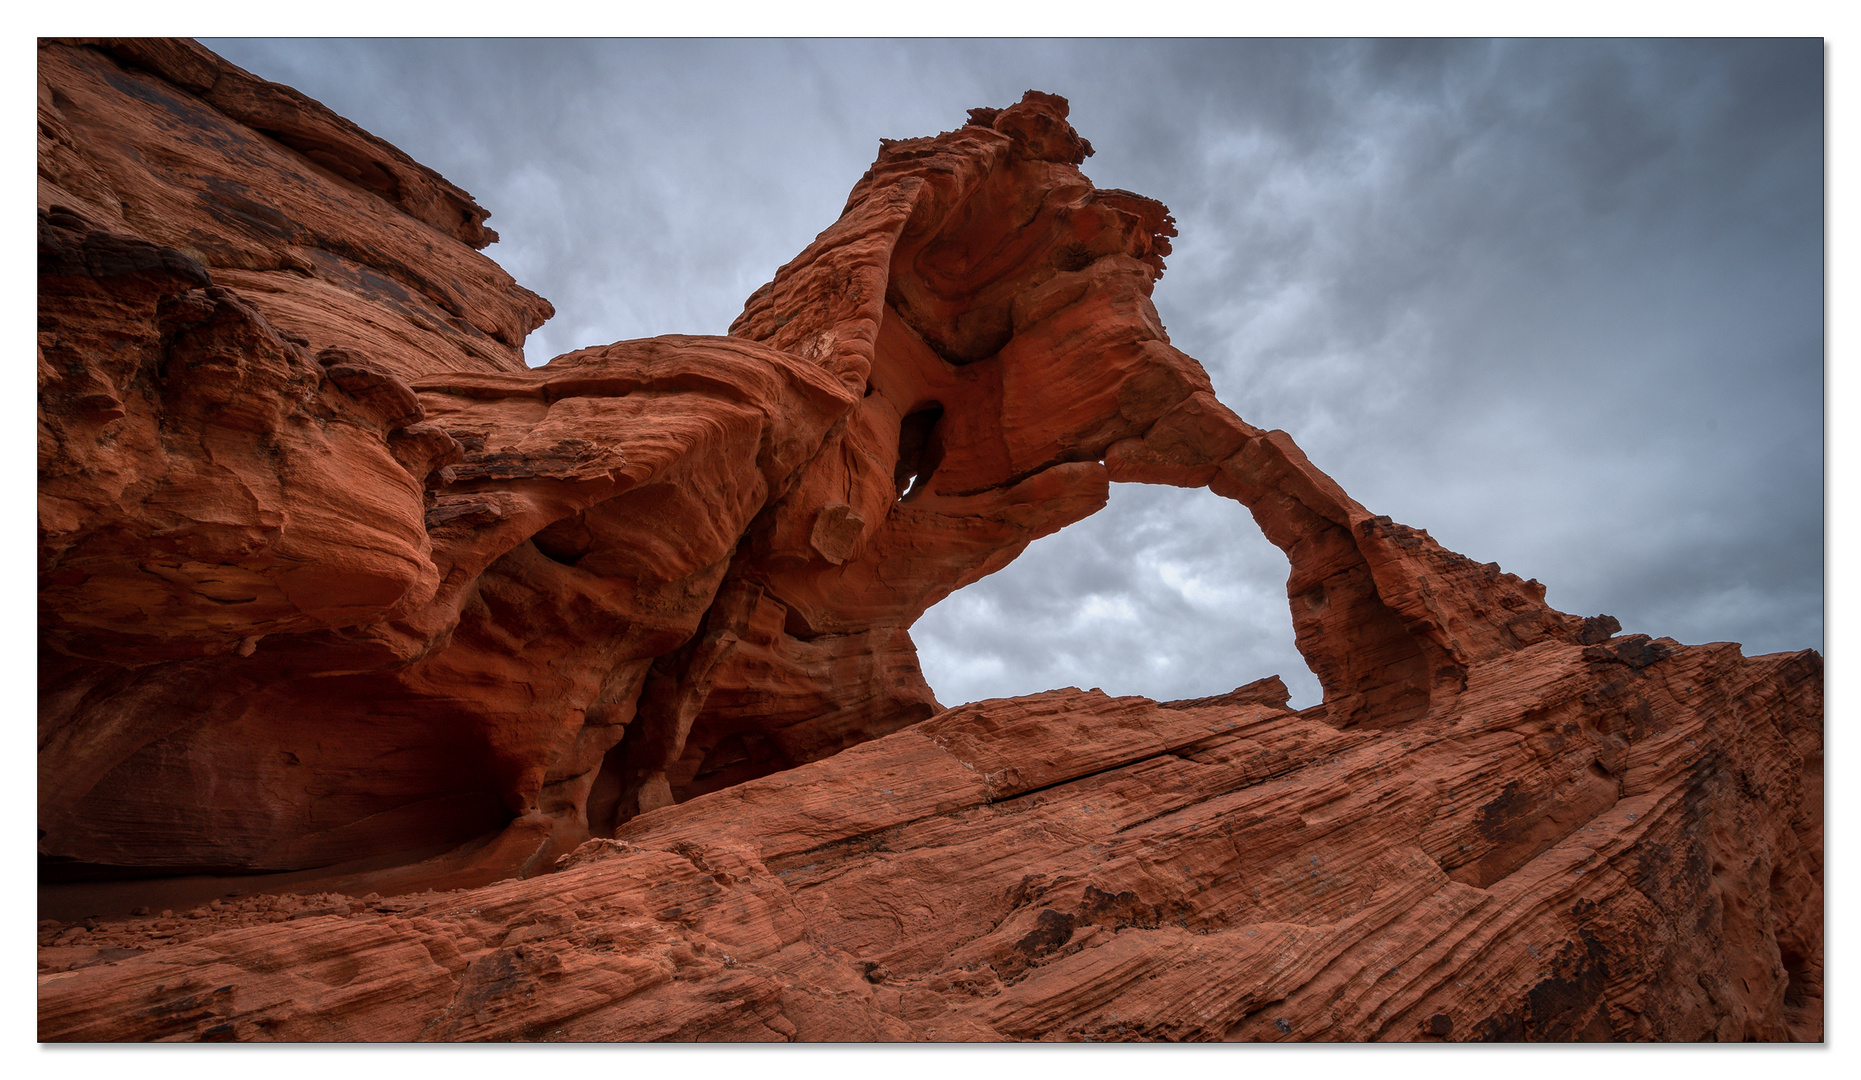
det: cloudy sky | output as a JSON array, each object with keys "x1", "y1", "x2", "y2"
[{"x1": 202, "y1": 38, "x2": 1824, "y2": 710}]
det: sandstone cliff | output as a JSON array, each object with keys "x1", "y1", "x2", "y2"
[{"x1": 37, "y1": 39, "x2": 1822, "y2": 1042}]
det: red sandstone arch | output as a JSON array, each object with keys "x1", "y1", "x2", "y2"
[{"x1": 38, "y1": 47, "x2": 1609, "y2": 899}]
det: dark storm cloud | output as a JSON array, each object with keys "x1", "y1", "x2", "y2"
[{"x1": 203, "y1": 39, "x2": 1823, "y2": 710}]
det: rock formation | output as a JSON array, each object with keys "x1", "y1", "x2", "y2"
[{"x1": 38, "y1": 39, "x2": 1822, "y2": 1042}]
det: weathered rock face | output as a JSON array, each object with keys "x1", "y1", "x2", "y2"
[
  {"x1": 39, "y1": 657, "x2": 1824, "y2": 1042},
  {"x1": 38, "y1": 40, "x2": 1821, "y2": 1042}
]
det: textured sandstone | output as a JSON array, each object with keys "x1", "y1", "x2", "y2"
[
  {"x1": 40, "y1": 656, "x2": 1822, "y2": 1041},
  {"x1": 38, "y1": 41, "x2": 1821, "y2": 1042}
]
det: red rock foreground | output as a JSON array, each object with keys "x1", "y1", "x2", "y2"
[{"x1": 38, "y1": 40, "x2": 1821, "y2": 1041}]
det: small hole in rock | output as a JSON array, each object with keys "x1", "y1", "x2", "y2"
[{"x1": 895, "y1": 404, "x2": 944, "y2": 500}]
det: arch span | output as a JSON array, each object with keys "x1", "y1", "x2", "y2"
[{"x1": 643, "y1": 91, "x2": 1611, "y2": 826}]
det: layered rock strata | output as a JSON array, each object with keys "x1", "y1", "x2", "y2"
[
  {"x1": 38, "y1": 39, "x2": 1822, "y2": 1042},
  {"x1": 40, "y1": 657, "x2": 1823, "y2": 1041}
]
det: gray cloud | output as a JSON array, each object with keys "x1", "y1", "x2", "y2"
[{"x1": 203, "y1": 38, "x2": 1823, "y2": 710}]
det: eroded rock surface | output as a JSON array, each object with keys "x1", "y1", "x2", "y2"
[{"x1": 38, "y1": 40, "x2": 1821, "y2": 1042}]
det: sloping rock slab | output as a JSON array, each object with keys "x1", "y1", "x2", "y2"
[{"x1": 40, "y1": 644, "x2": 1822, "y2": 1041}]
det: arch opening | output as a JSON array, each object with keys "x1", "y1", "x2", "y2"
[{"x1": 912, "y1": 482, "x2": 1322, "y2": 711}]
